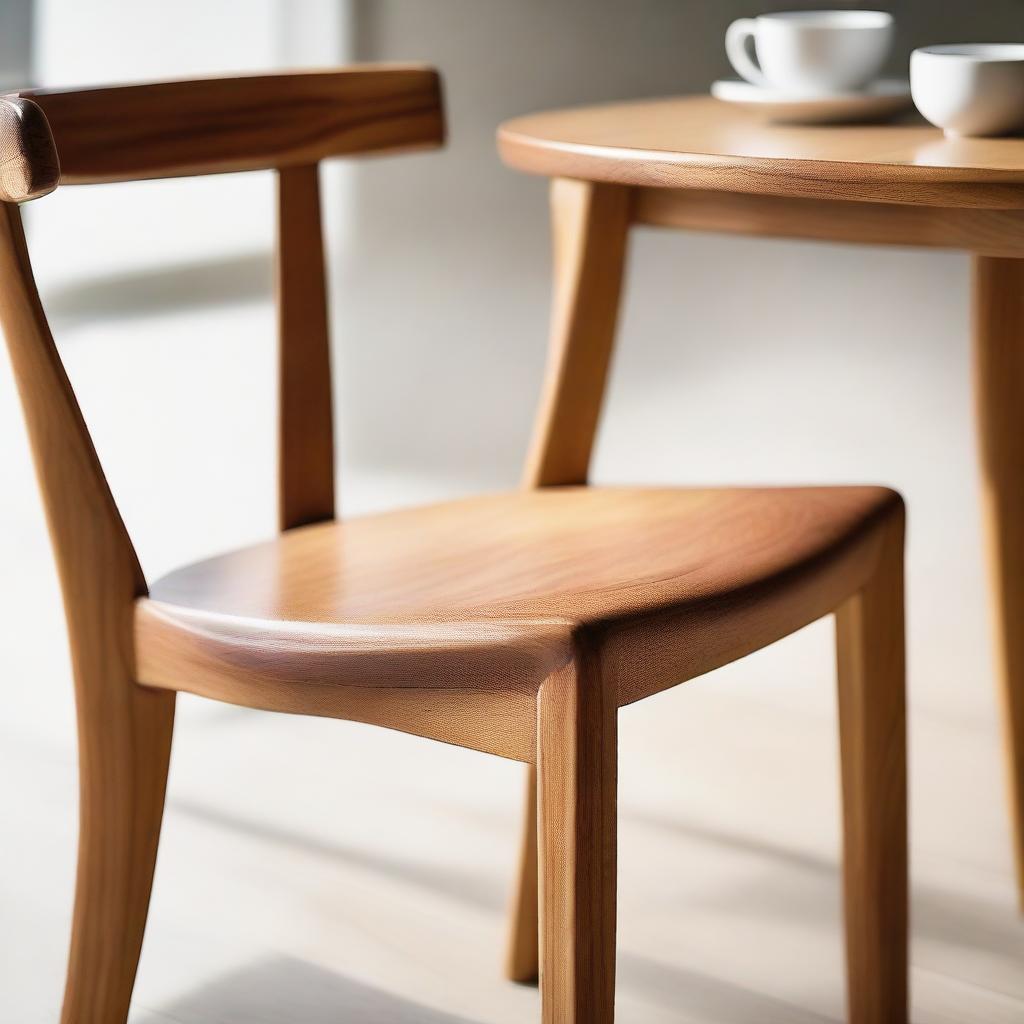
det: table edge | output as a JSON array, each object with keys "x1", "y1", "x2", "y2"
[{"x1": 498, "y1": 122, "x2": 1024, "y2": 210}]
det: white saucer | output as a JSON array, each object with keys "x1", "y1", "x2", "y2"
[{"x1": 710, "y1": 78, "x2": 913, "y2": 124}]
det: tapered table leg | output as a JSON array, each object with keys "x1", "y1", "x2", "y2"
[{"x1": 974, "y1": 255, "x2": 1024, "y2": 909}]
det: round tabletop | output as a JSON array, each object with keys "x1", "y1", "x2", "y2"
[{"x1": 498, "y1": 96, "x2": 1024, "y2": 209}]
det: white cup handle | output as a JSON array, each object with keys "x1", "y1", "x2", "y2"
[{"x1": 725, "y1": 18, "x2": 767, "y2": 87}]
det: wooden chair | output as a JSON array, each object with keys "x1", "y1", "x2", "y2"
[{"x1": 0, "y1": 68, "x2": 907, "y2": 1024}]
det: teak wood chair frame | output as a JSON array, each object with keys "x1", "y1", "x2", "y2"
[{"x1": 0, "y1": 68, "x2": 907, "y2": 1023}]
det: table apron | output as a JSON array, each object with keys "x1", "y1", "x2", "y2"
[{"x1": 632, "y1": 187, "x2": 1024, "y2": 257}]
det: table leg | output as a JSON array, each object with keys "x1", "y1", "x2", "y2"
[{"x1": 974, "y1": 255, "x2": 1024, "y2": 909}]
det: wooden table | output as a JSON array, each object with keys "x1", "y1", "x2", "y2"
[{"x1": 498, "y1": 95, "x2": 1024, "y2": 909}]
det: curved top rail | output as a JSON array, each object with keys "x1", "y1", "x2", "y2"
[{"x1": 15, "y1": 64, "x2": 444, "y2": 187}]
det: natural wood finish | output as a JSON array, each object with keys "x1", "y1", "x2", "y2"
[
  {"x1": 503, "y1": 145, "x2": 910, "y2": 1013},
  {"x1": 0, "y1": 96, "x2": 59, "y2": 202},
  {"x1": 524, "y1": 179, "x2": 631, "y2": 489},
  {"x1": 836, "y1": 512, "x2": 908, "y2": 1024},
  {"x1": 537, "y1": 637, "x2": 617, "y2": 1022},
  {"x1": 503, "y1": 92, "x2": 1024, "y2": 914},
  {"x1": 974, "y1": 256, "x2": 1024, "y2": 908},
  {"x1": 505, "y1": 768, "x2": 540, "y2": 981},
  {"x1": 0, "y1": 67, "x2": 444, "y2": 1023},
  {"x1": 19, "y1": 66, "x2": 444, "y2": 185},
  {"x1": 277, "y1": 163, "x2": 334, "y2": 530},
  {"x1": 510, "y1": 175, "x2": 631, "y2": 985},
  {"x1": 0, "y1": 202, "x2": 176, "y2": 1024},
  {"x1": 60, "y1": 695, "x2": 175, "y2": 1024},
  {"x1": 499, "y1": 96, "x2": 1024, "y2": 209},
  {"x1": 135, "y1": 485, "x2": 899, "y2": 693},
  {"x1": 136, "y1": 599, "x2": 547, "y2": 763},
  {"x1": 1, "y1": 74, "x2": 912, "y2": 1023},
  {"x1": 634, "y1": 187, "x2": 1024, "y2": 258}
]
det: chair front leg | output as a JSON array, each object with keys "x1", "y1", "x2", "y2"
[
  {"x1": 537, "y1": 638, "x2": 617, "y2": 1024},
  {"x1": 835, "y1": 512, "x2": 908, "y2": 1024}
]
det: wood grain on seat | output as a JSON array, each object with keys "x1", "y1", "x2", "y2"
[{"x1": 136, "y1": 485, "x2": 900, "y2": 759}]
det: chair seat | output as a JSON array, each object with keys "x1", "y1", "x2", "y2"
[{"x1": 135, "y1": 485, "x2": 899, "y2": 757}]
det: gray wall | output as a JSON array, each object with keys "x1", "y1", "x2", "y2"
[{"x1": 0, "y1": 0, "x2": 33, "y2": 89}]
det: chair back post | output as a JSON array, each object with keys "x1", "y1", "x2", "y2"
[
  {"x1": 0, "y1": 200, "x2": 148, "y2": 729},
  {"x1": 277, "y1": 162, "x2": 335, "y2": 530},
  {"x1": 0, "y1": 98, "x2": 144, "y2": 613}
]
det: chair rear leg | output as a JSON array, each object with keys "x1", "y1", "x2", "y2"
[
  {"x1": 505, "y1": 764, "x2": 539, "y2": 983},
  {"x1": 835, "y1": 515, "x2": 908, "y2": 1024},
  {"x1": 537, "y1": 639, "x2": 617, "y2": 1023},
  {"x1": 61, "y1": 683, "x2": 175, "y2": 1024}
]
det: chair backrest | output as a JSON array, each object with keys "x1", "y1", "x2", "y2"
[{"x1": 0, "y1": 67, "x2": 445, "y2": 630}]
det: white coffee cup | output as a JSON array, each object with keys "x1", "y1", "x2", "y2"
[
  {"x1": 911, "y1": 45, "x2": 1024, "y2": 137},
  {"x1": 725, "y1": 10, "x2": 894, "y2": 95}
]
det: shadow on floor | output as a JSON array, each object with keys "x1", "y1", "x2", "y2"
[
  {"x1": 44, "y1": 252, "x2": 271, "y2": 328},
  {"x1": 162, "y1": 798, "x2": 1021, "y2": 1017},
  {"x1": 618, "y1": 951, "x2": 841, "y2": 1024},
  {"x1": 169, "y1": 796, "x2": 507, "y2": 914},
  {"x1": 624, "y1": 807, "x2": 1024, "y2": 969},
  {"x1": 171, "y1": 796, "x2": 1021, "y2": 967},
  {"x1": 146, "y1": 951, "x2": 843, "y2": 1024},
  {"x1": 151, "y1": 956, "x2": 482, "y2": 1024}
]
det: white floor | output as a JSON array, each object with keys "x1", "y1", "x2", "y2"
[{"x1": 1, "y1": 223, "x2": 1022, "y2": 1020}]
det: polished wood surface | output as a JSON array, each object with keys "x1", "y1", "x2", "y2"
[
  {"x1": 511, "y1": 175, "x2": 631, "y2": 944},
  {"x1": 523, "y1": 179, "x2": 631, "y2": 487},
  {"x1": 504, "y1": 765, "x2": 541, "y2": 981},
  {"x1": 634, "y1": 187, "x2": 1024, "y2": 258},
  {"x1": 500, "y1": 96, "x2": 1024, "y2": 208},
  {"x1": 0, "y1": 97, "x2": 60, "y2": 202},
  {"x1": 974, "y1": 256, "x2": 1024, "y2": 908},
  {"x1": 277, "y1": 163, "x2": 335, "y2": 530},
  {"x1": 0, "y1": 199, "x2": 176, "y2": 1024},
  {"x1": 142, "y1": 487, "x2": 897, "y2": 630},
  {"x1": 137, "y1": 486, "x2": 899, "y2": 758},
  {"x1": 538, "y1": 637, "x2": 617, "y2": 1022},
  {"x1": 1, "y1": 74, "x2": 909, "y2": 1023},
  {"x1": 836, "y1": 513, "x2": 908, "y2": 1023},
  {"x1": 18, "y1": 66, "x2": 444, "y2": 185}
]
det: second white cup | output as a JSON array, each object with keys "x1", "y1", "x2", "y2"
[{"x1": 725, "y1": 10, "x2": 894, "y2": 95}]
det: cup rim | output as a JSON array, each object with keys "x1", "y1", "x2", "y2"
[
  {"x1": 913, "y1": 43, "x2": 1024, "y2": 62},
  {"x1": 757, "y1": 10, "x2": 892, "y2": 29}
]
